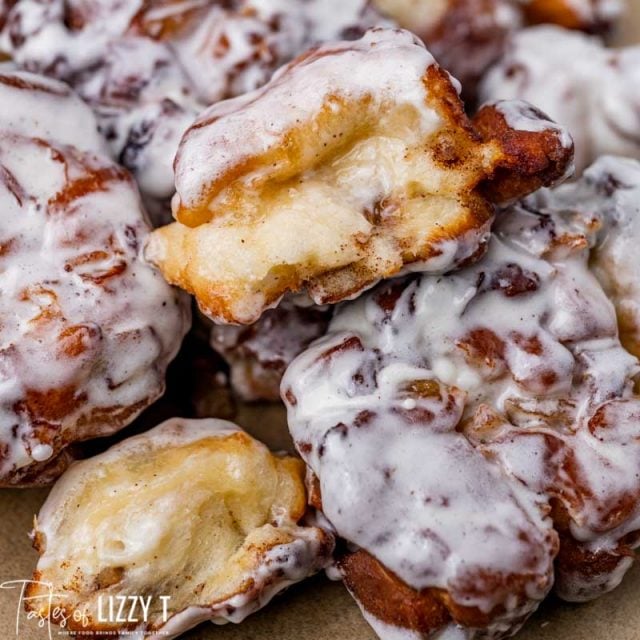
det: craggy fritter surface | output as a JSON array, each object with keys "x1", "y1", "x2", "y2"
[
  {"x1": 0, "y1": 69, "x2": 190, "y2": 486},
  {"x1": 26, "y1": 418, "x2": 333, "y2": 639},
  {"x1": 211, "y1": 302, "x2": 333, "y2": 402},
  {"x1": 0, "y1": 0, "x2": 619, "y2": 206},
  {"x1": 283, "y1": 157, "x2": 640, "y2": 639},
  {"x1": 146, "y1": 28, "x2": 572, "y2": 325},
  {"x1": 527, "y1": 156, "x2": 640, "y2": 360}
]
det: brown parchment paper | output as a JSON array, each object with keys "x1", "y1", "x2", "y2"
[{"x1": 3, "y1": 3, "x2": 640, "y2": 638}]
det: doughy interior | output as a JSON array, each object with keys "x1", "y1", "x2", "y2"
[
  {"x1": 32, "y1": 432, "x2": 306, "y2": 628},
  {"x1": 151, "y1": 98, "x2": 498, "y2": 322}
]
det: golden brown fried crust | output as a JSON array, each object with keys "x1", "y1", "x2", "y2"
[
  {"x1": 554, "y1": 532, "x2": 638, "y2": 597},
  {"x1": 425, "y1": 65, "x2": 574, "y2": 203},
  {"x1": 338, "y1": 547, "x2": 544, "y2": 634},
  {"x1": 339, "y1": 550, "x2": 451, "y2": 635},
  {"x1": 550, "y1": 498, "x2": 639, "y2": 600},
  {"x1": 306, "y1": 469, "x2": 323, "y2": 511},
  {"x1": 472, "y1": 102, "x2": 574, "y2": 204},
  {"x1": 7, "y1": 448, "x2": 76, "y2": 487},
  {"x1": 423, "y1": 65, "x2": 476, "y2": 133}
]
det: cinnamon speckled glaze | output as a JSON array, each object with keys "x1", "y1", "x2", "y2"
[{"x1": 284, "y1": 156, "x2": 640, "y2": 640}]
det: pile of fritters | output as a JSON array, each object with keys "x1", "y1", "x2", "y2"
[{"x1": 2, "y1": 2, "x2": 640, "y2": 640}]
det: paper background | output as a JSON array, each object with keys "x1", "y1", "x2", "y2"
[{"x1": 2, "y1": 3, "x2": 640, "y2": 637}]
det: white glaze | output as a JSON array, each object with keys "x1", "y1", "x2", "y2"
[
  {"x1": 283, "y1": 158, "x2": 640, "y2": 636},
  {"x1": 0, "y1": 0, "x2": 142, "y2": 77},
  {"x1": 0, "y1": 68, "x2": 106, "y2": 153},
  {"x1": 75, "y1": 35, "x2": 202, "y2": 203},
  {"x1": 527, "y1": 156, "x2": 640, "y2": 361},
  {"x1": 210, "y1": 300, "x2": 332, "y2": 401},
  {"x1": 0, "y1": 68, "x2": 190, "y2": 483},
  {"x1": 0, "y1": 0, "x2": 390, "y2": 213},
  {"x1": 173, "y1": 28, "x2": 440, "y2": 212}
]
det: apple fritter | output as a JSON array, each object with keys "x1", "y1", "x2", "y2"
[
  {"x1": 146, "y1": 28, "x2": 573, "y2": 324},
  {"x1": 27, "y1": 418, "x2": 334, "y2": 638},
  {"x1": 283, "y1": 161, "x2": 640, "y2": 638},
  {"x1": 0, "y1": 69, "x2": 190, "y2": 486}
]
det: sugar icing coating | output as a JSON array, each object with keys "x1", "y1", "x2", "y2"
[
  {"x1": 0, "y1": 68, "x2": 190, "y2": 485},
  {"x1": 527, "y1": 156, "x2": 640, "y2": 362},
  {"x1": 74, "y1": 35, "x2": 202, "y2": 209},
  {"x1": 172, "y1": 27, "x2": 441, "y2": 214},
  {"x1": 0, "y1": 0, "x2": 389, "y2": 216},
  {"x1": 480, "y1": 25, "x2": 640, "y2": 173},
  {"x1": 157, "y1": 0, "x2": 389, "y2": 105},
  {"x1": 283, "y1": 157, "x2": 640, "y2": 638},
  {"x1": 29, "y1": 417, "x2": 333, "y2": 639},
  {"x1": 0, "y1": 66, "x2": 107, "y2": 153},
  {"x1": 0, "y1": 0, "x2": 386, "y2": 92}
]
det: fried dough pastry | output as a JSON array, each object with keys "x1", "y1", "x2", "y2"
[
  {"x1": 481, "y1": 26, "x2": 640, "y2": 173},
  {"x1": 372, "y1": 0, "x2": 622, "y2": 96},
  {"x1": 283, "y1": 165, "x2": 640, "y2": 639},
  {"x1": 0, "y1": 0, "x2": 385, "y2": 92},
  {"x1": 0, "y1": 0, "x2": 388, "y2": 213},
  {"x1": 26, "y1": 418, "x2": 334, "y2": 638},
  {"x1": 146, "y1": 28, "x2": 572, "y2": 324},
  {"x1": 211, "y1": 302, "x2": 332, "y2": 402},
  {"x1": 0, "y1": 69, "x2": 190, "y2": 486}
]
